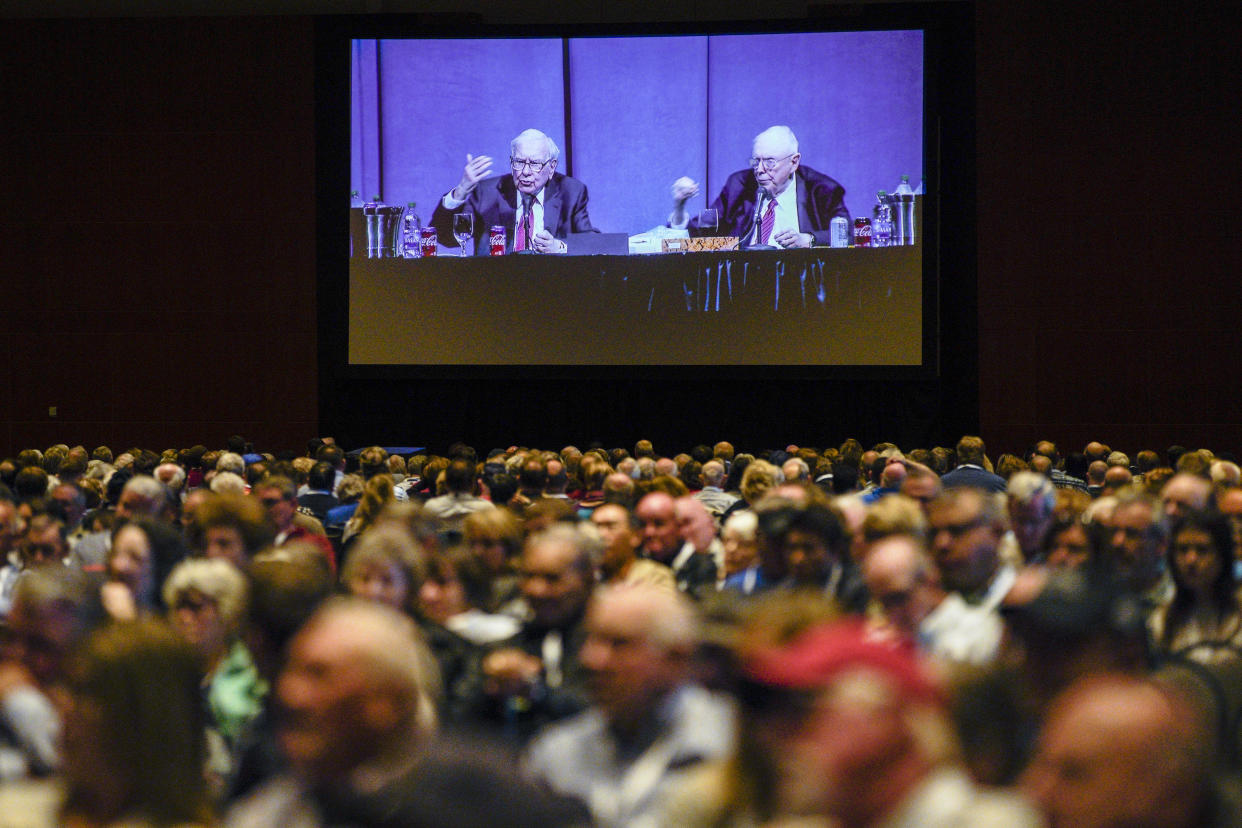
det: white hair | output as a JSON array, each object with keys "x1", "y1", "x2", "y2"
[
  {"x1": 163, "y1": 558, "x2": 249, "y2": 632},
  {"x1": 122, "y1": 474, "x2": 170, "y2": 505},
  {"x1": 155, "y1": 462, "x2": 186, "y2": 492},
  {"x1": 723, "y1": 509, "x2": 758, "y2": 541},
  {"x1": 1007, "y1": 470, "x2": 1055, "y2": 510},
  {"x1": 216, "y1": 452, "x2": 245, "y2": 475},
  {"x1": 210, "y1": 471, "x2": 246, "y2": 495},
  {"x1": 753, "y1": 125, "x2": 799, "y2": 155},
  {"x1": 511, "y1": 128, "x2": 559, "y2": 162}
]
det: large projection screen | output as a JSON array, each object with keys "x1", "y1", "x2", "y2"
[{"x1": 347, "y1": 29, "x2": 926, "y2": 367}]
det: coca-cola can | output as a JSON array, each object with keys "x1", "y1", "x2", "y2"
[
  {"x1": 830, "y1": 216, "x2": 850, "y2": 248},
  {"x1": 853, "y1": 217, "x2": 872, "y2": 247},
  {"x1": 419, "y1": 227, "x2": 437, "y2": 257},
  {"x1": 489, "y1": 225, "x2": 506, "y2": 256}
]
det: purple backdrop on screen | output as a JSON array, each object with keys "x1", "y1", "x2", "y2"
[
  {"x1": 351, "y1": 30, "x2": 922, "y2": 238},
  {"x1": 569, "y1": 36, "x2": 709, "y2": 234},
  {"x1": 706, "y1": 31, "x2": 923, "y2": 220}
]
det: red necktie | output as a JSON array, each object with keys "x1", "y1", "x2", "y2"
[
  {"x1": 514, "y1": 204, "x2": 533, "y2": 252},
  {"x1": 760, "y1": 199, "x2": 777, "y2": 245}
]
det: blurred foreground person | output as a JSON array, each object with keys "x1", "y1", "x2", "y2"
[
  {"x1": 740, "y1": 619, "x2": 1042, "y2": 827},
  {"x1": 524, "y1": 583, "x2": 734, "y2": 827},
  {"x1": 55, "y1": 619, "x2": 212, "y2": 827},
  {"x1": 1, "y1": 569, "x2": 99, "y2": 782},
  {"x1": 225, "y1": 598, "x2": 439, "y2": 827},
  {"x1": 1022, "y1": 673, "x2": 1241, "y2": 828},
  {"x1": 472, "y1": 524, "x2": 597, "y2": 743}
]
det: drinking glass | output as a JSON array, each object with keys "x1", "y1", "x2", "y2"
[
  {"x1": 698, "y1": 208, "x2": 718, "y2": 234},
  {"x1": 452, "y1": 213, "x2": 474, "y2": 257}
]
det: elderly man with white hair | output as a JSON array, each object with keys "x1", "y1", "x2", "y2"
[
  {"x1": 432, "y1": 128, "x2": 597, "y2": 255},
  {"x1": 226, "y1": 597, "x2": 441, "y2": 827},
  {"x1": 669, "y1": 124, "x2": 850, "y2": 248}
]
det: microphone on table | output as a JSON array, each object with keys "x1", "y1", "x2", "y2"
[{"x1": 747, "y1": 189, "x2": 776, "y2": 251}]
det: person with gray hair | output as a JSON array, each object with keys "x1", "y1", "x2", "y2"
[
  {"x1": 432, "y1": 127, "x2": 597, "y2": 255},
  {"x1": 226, "y1": 597, "x2": 441, "y2": 827},
  {"x1": 693, "y1": 459, "x2": 739, "y2": 518},
  {"x1": 669, "y1": 124, "x2": 850, "y2": 248},
  {"x1": 525, "y1": 582, "x2": 734, "y2": 828},
  {"x1": 217, "y1": 451, "x2": 246, "y2": 476},
  {"x1": 1003, "y1": 470, "x2": 1056, "y2": 564},
  {"x1": 163, "y1": 557, "x2": 264, "y2": 779}
]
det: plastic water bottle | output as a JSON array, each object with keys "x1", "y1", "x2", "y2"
[
  {"x1": 873, "y1": 191, "x2": 893, "y2": 248},
  {"x1": 401, "y1": 202, "x2": 422, "y2": 258},
  {"x1": 894, "y1": 176, "x2": 915, "y2": 245}
]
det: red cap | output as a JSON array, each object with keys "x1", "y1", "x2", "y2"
[{"x1": 744, "y1": 619, "x2": 941, "y2": 705}]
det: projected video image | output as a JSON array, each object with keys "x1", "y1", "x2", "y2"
[
  {"x1": 346, "y1": 29, "x2": 927, "y2": 368},
  {"x1": 351, "y1": 31, "x2": 922, "y2": 257}
]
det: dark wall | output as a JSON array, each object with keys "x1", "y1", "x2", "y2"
[
  {"x1": 0, "y1": 16, "x2": 318, "y2": 457},
  {"x1": 2, "y1": 4, "x2": 1238, "y2": 458},
  {"x1": 975, "y1": 3, "x2": 1242, "y2": 458}
]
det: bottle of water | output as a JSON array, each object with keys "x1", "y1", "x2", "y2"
[
  {"x1": 401, "y1": 202, "x2": 421, "y2": 258},
  {"x1": 873, "y1": 191, "x2": 893, "y2": 248},
  {"x1": 893, "y1": 176, "x2": 915, "y2": 245}
]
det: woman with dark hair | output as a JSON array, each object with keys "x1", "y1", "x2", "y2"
[
  {"x1": 59, "y1": 619, "x2": 213, "y2": 826},
  {"x1": 1149, "y1": 509, "x2": 1242, "y2": 662},
  {"x1": 100, "y1": 517, "x2": 187, "y2": 621},
  {"x1": 418, "y1": 545, "x2": 518, "y2": 647}
]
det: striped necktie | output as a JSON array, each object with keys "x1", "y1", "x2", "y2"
[{"x1": 759, "y1": 199, "x2": 777, "y2": 245}]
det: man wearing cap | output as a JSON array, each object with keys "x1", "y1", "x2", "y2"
[{"x1": 742, "y1": 619, "x2": 1042, "y2": 827}]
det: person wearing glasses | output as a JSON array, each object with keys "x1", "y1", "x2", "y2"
[
  {"x1": 432, "y1": 128, "x2": 596, "y2": 255},
  {"x1": 668, "y1": 125, "x2": 850, "y2": 249}
]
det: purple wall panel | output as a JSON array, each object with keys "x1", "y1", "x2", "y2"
[
  {"x1": 706, "y1": 31, "x2": 923, "y2": 221},
  {"x1": 373, "y1": 38, "x2": 564, "y2": 230},
  {"x1": 352, "y1": 40, "x2": 381, "y2": 201},
  {"x1": 568, "y1": 36, "x2": 709, "y2": 234}
]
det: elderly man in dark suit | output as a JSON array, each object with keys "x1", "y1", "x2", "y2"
[
  {"x1": 432, "y1": 128, "x2": 596, "y2": 255},
  {"x1": 669, "y1": 125, "x2": 850, "y2": 249}
]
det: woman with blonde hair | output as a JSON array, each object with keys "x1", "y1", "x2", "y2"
[{"x1": 341, "y1": 473, "x2": 396, "y2": 549}]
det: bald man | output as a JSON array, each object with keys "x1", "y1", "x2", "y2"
[
  {"x1": 1022, "y1": 674, "x2": 1238, "y2": 828},
  {"x1": 525, "y1": 584, "x2": 734, "y2": 827},
  {"x1": 669, "y1": 125, "x2": 850, "y2": 249}
]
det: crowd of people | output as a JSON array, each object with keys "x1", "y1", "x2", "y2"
[{"x1": 2, "y1": 434, "x2": 1242, "y2": 827}]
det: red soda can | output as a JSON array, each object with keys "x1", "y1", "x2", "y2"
[
  {"x1": 419, "y1": 227, "x2": 437, "y2": 257},
  {"x1": 853, "y1": 217, "x2": 872, "y2": 247},
  {"x1": 489, "y1": 225, "x2": 506, "y2": 256}
]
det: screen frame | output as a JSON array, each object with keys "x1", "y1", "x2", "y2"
[{"x1": 314, "y1": 4, "x2": 977, "y2": 443}]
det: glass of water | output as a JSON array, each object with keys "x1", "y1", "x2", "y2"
[{"x1": 452, "y1": 213, "x2": 474, "y2": 257}]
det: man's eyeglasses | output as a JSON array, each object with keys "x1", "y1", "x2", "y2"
[
  {"x1": 749, "y1": 153, "x2": 795, "y2": 171},
  {"x1": 511, "y1": 157, "x2": 551, "y2": 173}
]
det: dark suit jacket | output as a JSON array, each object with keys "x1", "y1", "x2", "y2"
[
  {"x1": 941, "y1": 465, "x2": 1009, "y2": 493},
  {"x1": 689, "y1": 165, "x2": 850, "y2": 247},
  {"x1": 431, "y1": 172, "x2": 596, "y2": 255}
]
